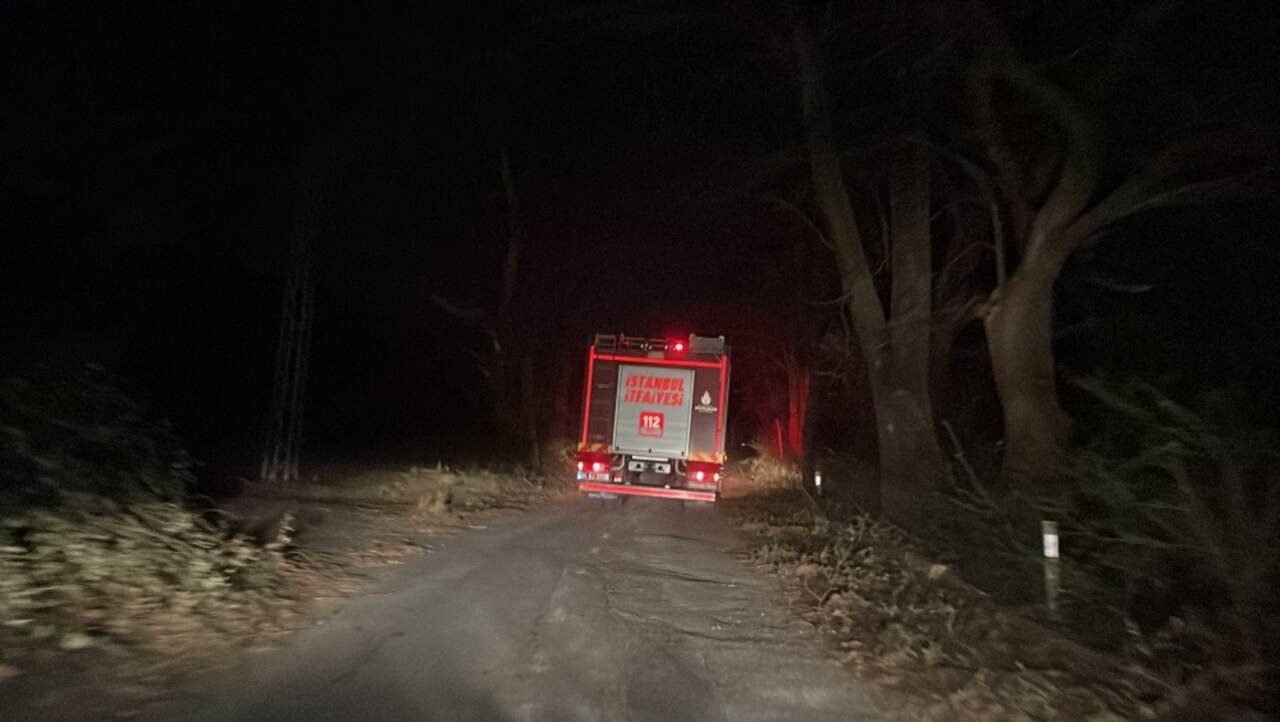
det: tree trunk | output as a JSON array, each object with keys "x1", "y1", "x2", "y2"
[
  {"x1": 551, "y1": 345, "x2": 574, "y2": 441},
  {"x1": 520, "y1": 353, "x2": 539, "y2": 470},
  {"x1": 966, "y1": 61, "x2": 1098, "y2": 484},
  {"x1": 792, "y1": 11, "x2": 944, "y2": 531},
  {"x1": 880, "y1": 142, "x2": 946, "y2": 530},
  {"x1": 868, "y1": 362, "x2": 943, "y2": 526},
  {"x1": 983, "y1": 261, "x2": 1071, "y2": 482},
  {"x1": 784, "y1": 353, "x2": 809, "y2": 460},
  {"x1": 929, "y1": 319, "x2": 960, "y2": 421},
  {"x1": 497, "y1": 146, "x2": 534, "y2": 465}
]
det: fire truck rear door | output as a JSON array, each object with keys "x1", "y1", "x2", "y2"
[{"x1": 611, "y1": 364, "x2": 695, "y2": 458}]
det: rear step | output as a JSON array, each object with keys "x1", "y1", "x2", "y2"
[{"x1": 579, "y1": 482, "x2": 716, "y2": 503}]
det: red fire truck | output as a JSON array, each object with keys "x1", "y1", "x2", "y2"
[{"x1": 577, "y1": 333, "x2": 731, "y2": 504}]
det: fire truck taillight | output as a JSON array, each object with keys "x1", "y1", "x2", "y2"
[
  {"x1": 577, "y1": 461, "x2": 584, "y2": 471},
  {"x1": 672, "y1": 341, "x2": 685, "y2": 352},
  {"x1": 687, "y1": 462, "x2": 721, "y2": 489},
  {"x1": 591, "y1": 462, "x2": 607, "y2": 473}
]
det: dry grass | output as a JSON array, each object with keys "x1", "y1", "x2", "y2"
[
  {"x1": 377, "y1": 464, "x2": 550, "y2": 512},
  {"x1": 728, "y1": 438, "x2": 801, "y2": 498}
]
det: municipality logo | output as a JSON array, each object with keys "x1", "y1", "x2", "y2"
[{"x1": 694, "y1": 390, "x2": 717, "y2": 414}]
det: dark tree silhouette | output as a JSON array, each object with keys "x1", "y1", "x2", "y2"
[{"x1": 949, "y1": 1, "x2": 1278, "y2": 482}]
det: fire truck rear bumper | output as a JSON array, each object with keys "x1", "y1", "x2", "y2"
[{"x1": 578, "y1": 482, "x2": 717, "y2": 503}]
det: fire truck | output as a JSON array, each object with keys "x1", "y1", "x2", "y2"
[{"x1": 576, "y1": 333, "x2": 731, "y2": 505}]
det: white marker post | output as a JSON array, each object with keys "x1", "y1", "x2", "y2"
[
  {"x1": 1042, "y1": 520, "x2": 1060, "y2": 615},
  {"x1": 813, "y1": 469, "x2": 823, "y2": 496}
]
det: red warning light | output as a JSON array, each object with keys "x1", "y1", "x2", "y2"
[{"x1": 672, "y1": 341, "x2": 685, "y2": 352}]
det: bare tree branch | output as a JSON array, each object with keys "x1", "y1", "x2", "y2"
[
  {"x1": 429, "y1": 293, "x2": 489, "y2": 324},
  {"x1": 1060, "y1": 127, "x2": 1279, "y2": 250},
  {"x1": 975, "y1": 64, "x2": 1102, "y2": 259},
  {"x1": 929, "y1": 142, "x2": 1007, "y2": 290},
  {"x1": 755, "y1": 193, "x2": 835, "y2": 251},
  {"x1": 499, "y1": 148, "x2": 522, "y2": 318}
]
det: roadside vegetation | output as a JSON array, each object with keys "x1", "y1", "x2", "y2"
[
  {"x1": 735, "y1": 379, "x2": 1279, "y2": 721},
  {"x1": 0, "y1": 365, "x2": 557, "y2": 710}
]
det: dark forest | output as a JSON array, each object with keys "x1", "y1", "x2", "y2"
[{"x1": 3, "y1": 1, "x2": 1278, "y2": 719}]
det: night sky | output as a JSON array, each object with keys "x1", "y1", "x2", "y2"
[{"x1": 4, "y1": 1, "x2": 1278, "y2": 481}]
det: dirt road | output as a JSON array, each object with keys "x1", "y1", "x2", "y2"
[{"x1": 140, "y1": 496, "x2": 878, "y2": 721}]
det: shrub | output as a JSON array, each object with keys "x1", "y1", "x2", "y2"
[
  {"x1": 740, "y1": 434, "x2": 801, "y2": 488},
  {"x1": 944, "y1": 377, "x2": 1279, "y2": 714},
  {"x1": 0, "y1": 364, "x2": 194, "y2": 509}
]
